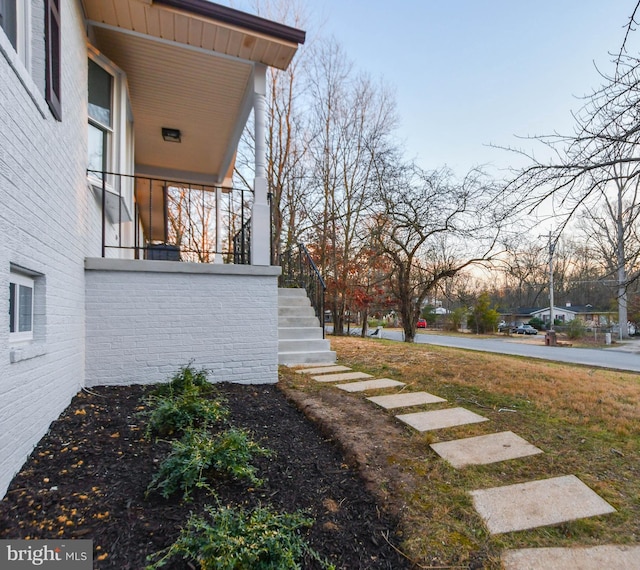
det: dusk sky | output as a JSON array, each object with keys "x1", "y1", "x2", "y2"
[{"x1": 225, "y1": 1, "x2": 639, "y2": 177}]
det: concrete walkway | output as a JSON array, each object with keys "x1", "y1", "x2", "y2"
[{"x1": 295, "y1": 362, "x2": 638, "y2": 569}]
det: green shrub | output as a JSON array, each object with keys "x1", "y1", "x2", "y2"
[
  {"x1": 143, "y1": 385, "x2": 229, "y2": 438},
  {"x1": 146, "y1": 503, "x2": 333, "y2": 570},
  {"x1": 566, "y1": 318, "x2": 586, "y2": 339},
  {"x1": 528, "y1": 317, "x2": 544, "y2": 330},
  {"x1": 147, "y1": 428, "x2": 271, "y2": 500},
  {"x1": 152, "y1": 364, "x2": 214, "y2": 398}
]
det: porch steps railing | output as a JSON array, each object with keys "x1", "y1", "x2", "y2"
[
  {"x1": 278, "y1": 243, "x2": 325, "y2": 330},
  {"x1": 278, "y1": 288, "x2": 336, "y2": 365}
]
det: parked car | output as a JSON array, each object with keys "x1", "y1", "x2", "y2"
[
  {"x1": 515, "y1": 324, "x2": 538, "y2": 335},
  {"x1": 417, "y1": 318, "x2": 427, "y2": 328}
]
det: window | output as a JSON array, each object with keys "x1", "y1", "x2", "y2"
[
  {"x1": 9, "y1": 272, "x2": 34, "y2": 343},
  {"x1": 0, "y1": 0, "x2": 31, "y2": 70},
  {"x1": 86, "y1": 51, "x2": 135, "y2": 225},
  {"x1": 45, "y1": 0, "x2": 61, "y2": 120},
  {"x1": 0, "y1": 0, "x2": 17, "y2": 48},
  {"x1": 88, "y1": 58, "x2": 113, "y2": 177}
]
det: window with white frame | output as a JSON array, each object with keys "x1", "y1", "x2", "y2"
[
  {"x1": 0, "y1": 0, "x2": 31, "y2": 71},
  {"x1": 87, "y1": 50, "x2": 135, "y2": 223},
  {"x1": 9, "y1": 271, "x2": 34, "y2": 342},
  {"x1": 88, "y1": 57, "x2": 114, "y2": 178}
]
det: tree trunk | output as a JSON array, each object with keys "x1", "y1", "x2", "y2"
[{"x1": 360, "y1": 309, "x2": 369, "y2": 337}]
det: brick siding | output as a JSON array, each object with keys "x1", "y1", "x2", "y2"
[{"x1": 85, "y1": 259, "x2": 279, "y2": 386}]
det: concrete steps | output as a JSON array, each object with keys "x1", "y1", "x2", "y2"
[{"x1": 278, "y1": 288, "x2": 336, "y2": 365}]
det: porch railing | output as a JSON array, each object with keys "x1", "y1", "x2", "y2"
[
  {"x1": 279, "y1": 243, "x2": 326, "y2": 337},
  {"x1": 88, "y1": 170, "x2": 252, "y2": 263},
  {"x1": 232, "y1": 218, "x2": 251, "y2": 265}
]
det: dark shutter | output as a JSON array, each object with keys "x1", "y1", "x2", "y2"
[{"x1": 45, "y1": 0, "x2": 61, "y2": 121}]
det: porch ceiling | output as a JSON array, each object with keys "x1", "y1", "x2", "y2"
[{"x1": 81, "y1": 0, "x2": 304, "y2": 185}]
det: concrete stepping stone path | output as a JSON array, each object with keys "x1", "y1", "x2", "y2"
[
  {"x1": 396, "y1": 407, "x2": 488, "y2": 432},
  {"x1": 336, "y1": 378, "x2": 405, "y2": 392},
  {"x1": 302, "y1": 362, "x2": 622, "y2": 554},
  {"x1": 296, "y1": 365, "x2": 352, "y2": 375},
  {"x1": 430, "y1": 431, "x2": 543, "y2": 468},
  {"x1": 502, "y1": 544, "x2": 640, "y2": 570},
  {"x1": 367, "y1": 391, "x2": 446, "y2": 409},
  {"x1": 311, "y1": 371, "x2": 372, "y2": 382},
  {"x1": 470, "y1": 475, "x2": 616, "y2": 534}
]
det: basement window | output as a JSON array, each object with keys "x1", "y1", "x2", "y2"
[{"x1": 9, "y1": 270, "x2": 34, "y2": 343}]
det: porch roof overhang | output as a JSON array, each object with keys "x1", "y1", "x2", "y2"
[{"x1": 81, "y1": 0, "x2": 305, "y2": 186}]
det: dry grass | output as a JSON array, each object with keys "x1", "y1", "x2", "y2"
[{"x1": 281, "y1": 336, "x2": 640, "y2": 569}]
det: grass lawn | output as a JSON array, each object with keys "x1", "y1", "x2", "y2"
[{"x1": 280, "y1": 335, "x2": 640, "y2": 569}]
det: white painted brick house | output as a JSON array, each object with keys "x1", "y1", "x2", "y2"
[{"x1": 0, "y1": 0, "x2": 304, "y2": 498}]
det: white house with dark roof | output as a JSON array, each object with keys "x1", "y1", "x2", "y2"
[
  {"x1": 0, "y1": 0, "x2": 307, "y2": 498},
  {"x1": 529, "y1": 304, "x2": 616, "y2": 327}
]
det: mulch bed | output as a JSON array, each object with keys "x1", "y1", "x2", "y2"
[{"x1": 0, "y1": 383, "x2": 408, "y2": 569}]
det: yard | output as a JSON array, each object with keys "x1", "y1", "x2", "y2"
[
  {"x1": 1, "y1": 336, "x2": 638, "y2": 568},
  {"x1": 282, "y1": 336, "x2": 640, "y2": 568}
]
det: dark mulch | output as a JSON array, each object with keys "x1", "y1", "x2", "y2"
[{"x1": 0, "y1": 383, "x2": 408, "y2": 569}]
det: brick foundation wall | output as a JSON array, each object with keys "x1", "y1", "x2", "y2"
[
  {"x1": 85, "y1": 259, "x2": 280, "y2": 386},
  {"x1": 0, "y1": 0, "x2": 94, "y2": 498}
]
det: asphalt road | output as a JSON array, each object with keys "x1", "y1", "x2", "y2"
[{"x1": 343, "y1": 328, "x2": 640, "y2": 374}]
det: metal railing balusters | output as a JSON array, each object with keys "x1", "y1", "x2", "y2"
[
  {"x1": 89, "y1": 170, "x2": 252, "y2": 263},
  {"x1": 278, "y1": 243, "x2": 326, "y2": 338}
]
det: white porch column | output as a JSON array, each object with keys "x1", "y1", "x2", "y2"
[{"x1": 251, "y1": 64, "x2": 270, "y2": 266}]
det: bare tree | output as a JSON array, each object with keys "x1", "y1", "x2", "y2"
[
  {"x1": 574, "y1": 161, "x2": 640, "y2": 334},
  {"x1": 232, "y1": 0, "x2": 312, "y2": 263},
  {"x1": 306, "y1": 39, "x2": 398, "y2": 334},
  {"x1": 371, "y1": 163, "x2": 505, "y2": 342},
  {"x1": 491, "y1": 240, "x2": 548, "y2": 309},
  {"x1": 503, "y1": 26, "x2": 640, "y2": 335}
]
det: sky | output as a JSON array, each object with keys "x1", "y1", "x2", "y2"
[{"x1": 223, "y1": 1, "x2": 639, "y2": 178}]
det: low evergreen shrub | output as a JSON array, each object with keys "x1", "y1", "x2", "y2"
[
  {"x1": 143, "y1": 385, "x2": 229, "y2": 438},
  {"x1": 152, "y1": 364, "x2": 214, "y2": 398},
  {"x1": 146, "y1": 503, "x2": 333, "y2": 570},
  {"x1": 146, "y1": 427, "x2": 271, "y2": 500}
]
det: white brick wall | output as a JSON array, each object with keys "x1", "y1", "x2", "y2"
[
  {"x1": 0, "y1": 0, "x2": 98, "y2": 499},
  {"x1": 0, "y1": 0, "x2": 283, "y2": 502},
  {"x1": 85, "y1": 259, "x2": 280, "y2": 386}
]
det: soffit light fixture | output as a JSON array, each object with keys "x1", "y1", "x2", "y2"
[{"x1": 161, "y1": 127, "x2": 181, "y2": 143}]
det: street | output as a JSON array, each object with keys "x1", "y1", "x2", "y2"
[{"x1": 337, "y1": 327, "x2": 640, "y2": 374}]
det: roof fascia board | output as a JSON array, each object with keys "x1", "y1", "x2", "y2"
[
  {"x1": 153, "y1": 0, "x2": 305, "y2": 45},
  {"x1": 86, "y1": 20, "x2": 255, "y2": 67}
]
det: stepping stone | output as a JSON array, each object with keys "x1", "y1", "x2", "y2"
[
  {"x1": 396, "y1": 407, "x2": 488, "y2": 432},
  {"x1": 367, "y1": 391, "x2": 446, "y2": 409},
  {"x1": 336, "y1": 378, "x2": 405, "y2": 392},
  {"x1": 297, "y1": 365, "x2": 351, "y2": 375},
  {"x1": 311, "y1": 371, "x2": 373, "y2": 383},
  {"x1": 430, "y1": 431, "x2": 543, "y2": 468},
  {"x1": 502, "y1": 545, "x2": 640, "y2": 570},
  {"x1": 470, "y1": 475, "x2": 616, "y2": 535}
]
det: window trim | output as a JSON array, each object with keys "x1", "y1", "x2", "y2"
[
  {"x1": 45, "y1": 0, "x2": 61, "y2": 120},
  {"x1": 9, "y1": 271, "x2": 34, "y2": 343}
]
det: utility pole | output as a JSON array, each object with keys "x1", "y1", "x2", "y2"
[{"x1": 548, "y1": 231, "x2": 555, "y2": 331}]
